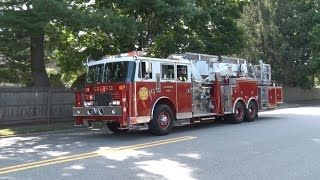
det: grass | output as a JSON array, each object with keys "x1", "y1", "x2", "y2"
[
  {"x1": 0, "y1": 129, "x2": 16, "y2": 136},
  {"x1": 0, "y1": 122, "x2": 81, "y2": 137}
]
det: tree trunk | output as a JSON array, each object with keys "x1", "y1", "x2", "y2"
[{"x1": 30, "y1": 34, "x2": 50, "y2": 87}]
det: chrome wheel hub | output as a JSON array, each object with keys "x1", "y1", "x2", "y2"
[{"x1": 159, "y1": 114, "x2": 168, "y2": 126}]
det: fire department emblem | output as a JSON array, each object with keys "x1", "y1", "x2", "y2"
[{"x1": 139, "y1": 87, "x2": 149, "y2": 100}]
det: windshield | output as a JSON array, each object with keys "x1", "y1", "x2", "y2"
[
  {"x1": 86, "y1": 64, "x2": 104, "y2": 85},
  {"x1": 105, "y1": 61, "x2": 136, "y2": 83},
  {"x1": 86, "y1": 61, "x2": 136, "y2": 84}
]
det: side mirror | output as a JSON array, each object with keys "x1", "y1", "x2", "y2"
[{"x1": 145, "y1": 61, "x2": 152, "y2": 73}]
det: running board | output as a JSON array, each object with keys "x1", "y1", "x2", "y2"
[
  {"x1": 201, "y1": 117, "x2": 216, "y2": 121},
  {"x1": 193, "y1": 113, "x2": 217, "y2": 117},
  {"x1": 174, "y1": 119, "x2": 191, "y2": 126}
]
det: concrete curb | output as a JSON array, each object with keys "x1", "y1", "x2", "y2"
[{"x1": 281, "y1": 100, "x2": 320, "y2": 108}]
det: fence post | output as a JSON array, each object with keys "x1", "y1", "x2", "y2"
[{"x1": 46, "y1": 88, "x2": 52, "y2": 124}]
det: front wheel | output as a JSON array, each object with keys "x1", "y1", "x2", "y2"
[
  {"x1": 244, "y1": 101, "x2": 258, "y2": 122},
  {"x1": 149, "y1": 104, "x2": 174, "y2": 136}
]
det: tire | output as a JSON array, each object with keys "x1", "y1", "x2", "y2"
[
  {"x1": 149, "y1": 104, "x2": 174, "y2": 136},
  {"x1": 107, "y1": 123, "x2": 128, "y2": 133},
  {"x1": 226, "y1": 101, "x2": 245, "y2": 124},
  {"x1": 244, "y1": 100, "x2": 258, "y2": 122}
]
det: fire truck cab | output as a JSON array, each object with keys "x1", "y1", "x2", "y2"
[{"x1": 73, "y1": 52, "x2": 283, "y2": 135}]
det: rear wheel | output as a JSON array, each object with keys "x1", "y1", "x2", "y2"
[
  {"x1": 106, "y1": 123, "x2": 128, "y2": 133},
  {"x1": 244, "y1": 101, "x2": 258, "y2": 122},
  {"x1": 226, "y1": 101, "x2": 245, "y2": 124},
  {"x1": 149, "y1": 104, "x2": 174, "y2": 136}
]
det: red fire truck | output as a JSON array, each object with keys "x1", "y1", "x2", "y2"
[{"x1": 73, "y1": 52, "x2": 283, "y2": 135}]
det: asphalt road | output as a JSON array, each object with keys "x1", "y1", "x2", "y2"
[{"x1": 1, "y1": 106, "x2": 320, "y2": 180}]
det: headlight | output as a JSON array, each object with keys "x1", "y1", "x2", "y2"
[
  {"x1": 84, "y1": 101, "x2": 93, "y2": 107},
  {"x1": 112, "y1": 100, "x2": 120, "y2": 106}
]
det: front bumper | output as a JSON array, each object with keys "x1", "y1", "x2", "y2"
[{"x1": 73, "y1": 106, "x2": 122, "y2": 117}]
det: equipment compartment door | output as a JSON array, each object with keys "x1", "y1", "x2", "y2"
[
  {"x1": 176, "y1": 64, "x2": 192, "y2": 118},
  {"x1": 275, "y1": 87, "x2": 283, "y2": 103},
  {"x1": 268, "y1": 87, "x2": 277, "y2": 108}
]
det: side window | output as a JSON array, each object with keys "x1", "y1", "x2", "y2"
[
  {"x1": 177, "y1": 65, "x2": 188, "y2": 81},
  {"x1": 138, "y1": 61, "x2": 152, "y2": 79},
  {"x1": 161, "y1": 64, "x2": 175, "y2": 80}
]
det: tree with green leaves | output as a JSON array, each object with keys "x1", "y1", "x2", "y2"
[
  {"x1": 1, "y1": 0, "x2": 247, "y2": 87},
  {"x1": 96, "y1": 0, "x2": 247, "y2": 58},
  {"x1": 0, "y1": 0, "x2": 136, "y2": 87},
  {"x1": 239, "y1": 0, "x2": 320, "y2": 88}
]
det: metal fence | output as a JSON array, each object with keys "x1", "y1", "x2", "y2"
[{"x1": 0, "y1": 87, "x2": 74, "y2": 125}]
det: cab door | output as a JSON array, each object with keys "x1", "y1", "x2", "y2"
[{"x1": 176, "y1": 64, "x2": 192, "y2": 119}]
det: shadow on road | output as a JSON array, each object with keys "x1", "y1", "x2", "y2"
[
  {"x1": 84, "y1": 113, "x2": 289, "y2": 137},
  {"x1": 2, "y1": 106, "x2": 319, "y2": 180}
]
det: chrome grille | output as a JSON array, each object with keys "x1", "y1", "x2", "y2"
[{"x1": 95, "y1": 93, "x2": 112, "y2": 106}]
